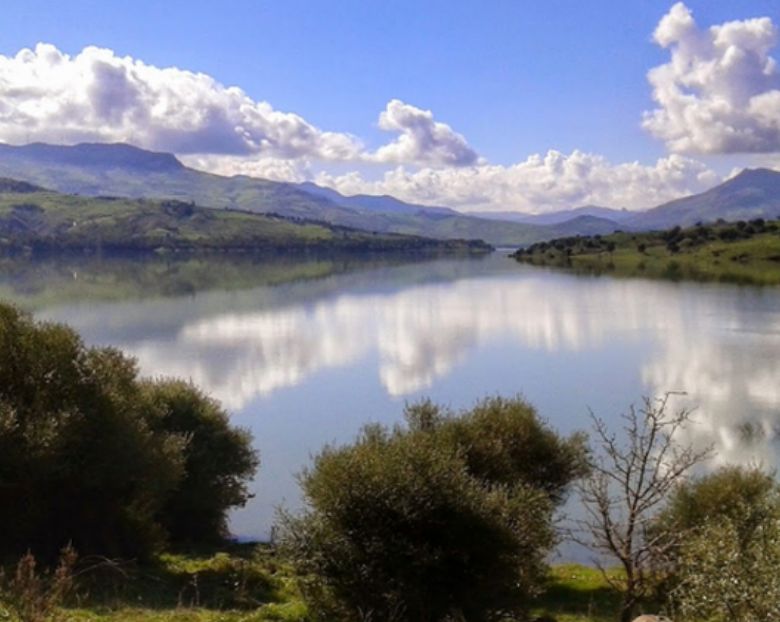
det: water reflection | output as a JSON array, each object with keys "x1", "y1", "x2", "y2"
[{"x1": 1, "y1": 254, "x2": 779, "y2": 537}]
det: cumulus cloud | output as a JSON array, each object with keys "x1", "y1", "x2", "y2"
[
  {"x1": 643, "y1": 2, "x2": 780, "y2": 154},
  {"x1": 0, "y1": 44, "x2": 480, "y2": 170},
  {"x1": 0, "y1": 40, "x2": 735, "y2": 212},
  {"x1": 370, "y1": 99, "x2": 480, "y2": 166},
  {"x1": 0, "y1": 42, "x2": 363, "y2": 160},
  {"x1": 317, "y1": 150, "x2": 720, "y2": 212},
  {"x1": 180, "y1": 154, "x2": 312, "y2": 183}
]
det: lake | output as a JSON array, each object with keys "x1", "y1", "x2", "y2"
[{"x1": 3, "y1": 251, "x2": 779, "y2": 554}]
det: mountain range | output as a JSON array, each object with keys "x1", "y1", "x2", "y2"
[
  {"x1": 0, "y1": 142, "x2": 778, "y2": 246},
  {"x1": 0, "y1": 143, "x2": 620, "y2": 246}
]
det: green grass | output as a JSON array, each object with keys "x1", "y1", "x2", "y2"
[
  {"x1": 1, "y1": 550, "x2": 633, "y2": 622},
  {"x1": 533, "y1": 565, "x2": 624, "y2": 622},
  {"x1": 1, "y1": 545, "x2": 309, "y2": 622},
  {"x1": 514, "y1": 219, "x2": 780, "y2": 285}
]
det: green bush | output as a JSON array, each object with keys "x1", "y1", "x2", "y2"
[
  {"x1": 280, "y1": 397, "x2": 586, "y2": 622},
  {"x1": 144, "y1": 379, "x2": 259, "y2": 545},
  {"x1": 651, "y1": 466, "x2": 780, "y2": 621},
  {"x1": 656, "y1": 465, "x2": 780, "y2": 550},
  {"x1": 673, "y1": 518, "x2": 780, "y2": 622},
  {"x1": 0, "y1": 303, "x2": 258, "y2": 560}
]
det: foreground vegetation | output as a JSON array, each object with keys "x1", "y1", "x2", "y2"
[
  {"x1": 3, "y1": 302, "x2": 780, "y2": 621},
  {"x1": 0, "y1": 547, "x2": 627, "y2": 622},
  {"x1": 0, "y1": 179, "x2": 491, "y2": 255},
  {"x1": 513, "y1": 217, "x2": 780, "y2": 285},
  {"x1": 0, "y1": 303, "x2": 258, "y2": 559}
]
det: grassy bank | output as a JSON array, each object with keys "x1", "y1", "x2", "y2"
[
  {"x1": 513, "y1": 218, "x2": 780, "y2": 285},
  {"x1": 0, "y1": 548, "x2": 630, "y2": 622}
]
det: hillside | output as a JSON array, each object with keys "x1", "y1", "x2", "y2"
[
  {"x1": 0, "y1": 179, "x2": 491, "y2": 255},
  {"x1": 0, "y1": 142, "x2": 616, "y2": 246},
  {"x1": 513, "y1": 217, "x2": 780, "y2": 285},
  {"x1": 626, "y1": 168, "x2": 780, "y2": 230}
]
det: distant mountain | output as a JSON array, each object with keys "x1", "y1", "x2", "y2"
[
  {"x1": 298, "y1": 182, "x2": 458, "y2": 217},
  {"x1": 542, "y1": 214, "x2": 624, "y2": 238},
  {"x1": 0, "y1": 142, "x2": 184, "y2": 173},
  {"x1": 627, "y1": 168, "x2": 780, "y2": 230},
  {"x1": 0, "y1": 178, "x2": 490, "y2": 254},
  {"x1": 468, "y1": 205, "x2": 633, "y2": 226},
  {"x1": 0, "y1": 142, "x2": 626, "y2": 247}
]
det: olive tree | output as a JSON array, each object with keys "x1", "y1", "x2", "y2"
[
  {"x1": 280, "y1": 397, "x2": 587, "y2": 622},
  {"x1": 144, "y1": 379, "x2": 259, "y2": 545},
  {"x1": 0, "y1": 303, "x2": 258, "y2": 559},
  {"x1": 673, "y1": 518, "x2": 780, "y2": 622},
  {"x1": 656, "y1": 466, "x2": 780, "y2": 622}
]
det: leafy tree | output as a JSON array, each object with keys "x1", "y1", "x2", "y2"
[
  {"x1": 655, "y1": 465, "x2": 780, "y2": 552},
  {"x1": 0, "y1": 303, "x2": 258, "y2": 559},
  {"x1": 650, "y1": 466, "x2": 780, "y2": 620},
  {"x1": 280, "y1": 397, "x2": 586, "y2": 622},
  {"x1": 410, "y1": 397, "x2": 588, "y2": 503},
  {"x1": 143, "y1": 379, "x2": 259, "y2": 545},
  {"x1": 672, "y1": 518, "x2": 780, "y2": 622}
]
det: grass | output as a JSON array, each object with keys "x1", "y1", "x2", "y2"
[
  {"x1": 1, "y1": 546, "x2": 633, "y2": 622},
  {"x1": 0, "y1": 545, "x2": 308, "y2": 622},
  {"x1": 514, "y1": 218, "x2": 780, "y2": 285},
  {"x1": 533, "y1": 565, "x2": 624, "y2": 622}
]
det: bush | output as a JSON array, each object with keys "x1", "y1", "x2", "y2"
[
  {"x1": 280, "y1": 397, "x2": 586, "y2": 622},
  {"x1": 672, "y1": 518, "x2": 780, "y2": 622},
  {"x1": 0, "y1": 545, "x2": 77, "y2": 622},
  {"x1": 651, "y1": 466, "x2": 780, "y2": 621},
  {"x1": 655, "y1": 466, "x2": 780, "y2": 550},
  {"x1": 144, "y1": 379, "x2": 260, "y2": 546},
  {"x1": 0, "y1": 303, "x2": 258, "y2": 560}
]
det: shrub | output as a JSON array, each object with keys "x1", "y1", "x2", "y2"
[
  {"x1": 280, "y1": 397, "x2": 586, "y2": 622},
  {"x1": 651, "y1": 466, "x2": 780, "y2": 621},
  {"x1": 655, "y1": 465, "x2": 780, "y2": 550},
  {"x1": 0, "y1": 303, "x2": 258, "y2": 560},
  {"x1": 144, "y1": 379, "x2": 260, "y2": 546},
  {"x1": 0, "y1": 545, "x2": 77, "y2": 622},
  {"x1": 672, "y1": 518, "x2": 780, "y2": 622}
]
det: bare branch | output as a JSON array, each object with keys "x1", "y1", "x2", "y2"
[{"x1": 574, "y1": 394, "x2": 712, "y2": 622}]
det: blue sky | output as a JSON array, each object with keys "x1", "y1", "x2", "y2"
[{"x1": 0, "y1": 1, "x2": 779, "y2": 212}]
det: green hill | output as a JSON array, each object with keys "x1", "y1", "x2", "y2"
[
  {"x1": 513, "y1": 218, "x2": 780, "y2": 285},
  {"x1": 0, "y1": 179, "x2": 491, "y2": 255},
  {"x1": 0, "y1": 142, "x2": 617, "y2": 246}
]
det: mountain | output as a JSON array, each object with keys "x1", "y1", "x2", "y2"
[
  {"x1": 0, "y1": 142, "x2": 620, "y2": 246},
  {"x1": 0, "y1": 178, "x2": 490, "y2": 254},
  {"x1": 297, "y1": 182, "x2": 458, "y2": 217},
  {"x1": 468, "y1": 205, "x2": 633, "y2": 226},
  {"x1": 627, "y1": 168, "x2": 780, "y2": 230}
]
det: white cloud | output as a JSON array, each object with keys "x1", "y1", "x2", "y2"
[
  {"x1": 0, "y1": 44, "x2": 479, "y2": 171},
  {"x1": 370, "y1": 99, "x2": 480, "y2": 166},
  {"x1": 0, "y1": 43, "x2": 363, "y2": 160},
  {"x1": 0, "y1": 40, "x2": 745, "y2": 213},
  {"x1": 180, "y1": 154, "x2": 312, "y2": 183},
  {"x1": 643, "y1": 2, "x2": 780, "y2": 154},
  {"x1": 317, "y1": 150, "x2": 720, "y2": 212}
]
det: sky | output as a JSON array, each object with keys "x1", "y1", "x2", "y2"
[{"x1": 0, "y1": 0, "x2": 779, "y2": 213}]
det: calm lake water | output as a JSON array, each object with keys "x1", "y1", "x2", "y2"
[{"x1": 3, "y1": 252, "x2": 780, "y2": 555}]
